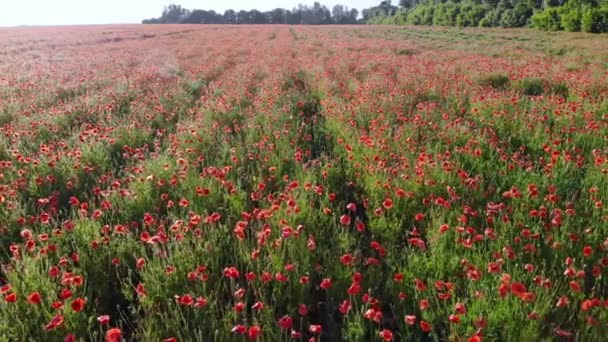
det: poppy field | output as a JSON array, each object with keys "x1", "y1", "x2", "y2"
[{"x1": 0, "y1": 25, "x2": 607, "y2": 341}]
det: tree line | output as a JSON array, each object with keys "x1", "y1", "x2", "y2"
[
  {"x1": 367, "y1": 0, "x2": 608, "y2": 32},
  {"x1": 142, "y1": 3, "x2": 360, "y2": 25},
  {"x1": 142, "y1": 1, "x2": 608, "y2": 33}
]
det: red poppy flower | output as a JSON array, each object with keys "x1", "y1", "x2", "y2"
[
  {"x1": 554, "y1": 328, "x2": 573, "y2": 337},
  {"x1": 248, "y1": 325, "x2": 262, "y2": 340},
  {"x1": 470, "y1": 317, "x2": 485, "y2": 330},
  {"x1": 339, "y1": 299, "x2": 351, "y2": 314},
  {"x1": 105, "y1": 328, "x2": 122, "y2": 342},
  {"x1": 379, "y1": 329, "x2": 393, "y2": 341},
  {"x1": 71, "y1": 297, "x2": 86, "y2": 312},
  {"x1": 231, "y1": 325, "x2": 246, "y2": 334},
  {"x1": 382, "y1": 199, "x2": 393, "y2": 209},
  {"x1": 356, "y1": 222, "x2": 366, "y2": 232},
  {"x1": 346, "y1": 283, "x2": 361, "y2": 296},
  {"x1": 234, "y1": 302, "x2": 245, "y2": 312},
  {"x1": 468, "y1": 335, "x2": 482, "y2": 342},
  {"x1": 251, "y1": 301, "x2": 264, "y2": 312},
  {"x1": 135, "y1": 283, "x2": 147, "y2": 297},
  {"x1": 583, "y1": 246, "x2": 593, "y2": 257},
  {"x1": 320, "y1": 278, "x2": 332, "y2": 290},
  {"x1": 340, "y1": 254, "x2": 353, "y2": 266},
  {"x1": 136, "y1": 258, "x2": 146, "y2": 269},
  {"x1": 45, "y1": 314, "x2": 65, "y2": 331},
  {"x1": 27, "y1": 292, "x2": 42, "y2": 305},
  {"x1": 176, "y1": 294, "x2": 194, "y2": 306},
  {"x1": 223, "y1": 266, "x2": 240, "y2": 279},
  {"x1": 556, "y1": 296, "x2": 569, "y2": 307},
  {"x1": 511, "y1": 282, "x2": 527, "y2": 296},
  {"x1": 339, "y1": 214, "x2": 351, "y2": 226},
  {"x1": 420, "y1": 320, "x2": 432, "y2": 332},
  {"x1": 4, "y1": 293, "x2": 17, "y2": 303},
  {"x1": 97, "y1": 315, "x2": 110, "y2": 325},
  {"x1": 455, "y1": 302, "x2": 466, "y2": 314},
  {"x1": 414, "y1": 278, "x2": 427, "y2": 292},
  {"x1": 309, "y1": 324, "x2": 322, "y2": 334},
  {"x1": 278, "y1": 315, "x2": 293, "y2": 329}
]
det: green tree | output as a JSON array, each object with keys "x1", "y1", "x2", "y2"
[
  {"x1": 399, "y1": 0, "x2": 420, "y2": 8},
  {"x1": 160, "y1": 4, "x2": 190, "y2": 23},
  {"x1": 224, "y1": 9, "x2": 237, "y2": 24},
  {"x1": 581, "y1": 7, "x2": 608, "y2": 32},
  {"x1": 268, "y1": 8, "x2": 288, "y2": 24},
  {"x1": 532, "y1": 7, "x2": 563, "y2": 30}
]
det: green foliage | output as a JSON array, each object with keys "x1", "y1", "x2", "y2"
[
  {"x1": 373, "y1": 0, "x2": 538, "y2": 28},
  {"x1": 581, "y1": 6, "x2": 608, "y2": 32},
  {"x1": 392, "y1": 8, "x2": 411, "y2": 24},
  {"x1": 408, "y1": 5, "x2": 436, "y2": 25},
  {"x1": 432, "y1": 2, "x2": 461, "y2": 26},
  {"x1": 530, "y1": 0, "x2": 608, "y2": 33},
  {"x1": 480, "y1": 8, "x2": 503, "y2": 27},
  {"x1": 550, "y1": 81, "x2": 570, "y2": 98},
  {"x1": 479, "y1": 73, "x2": 511, "y2": 90},
  {"x1": 561, "y1": 6, "x2": 583, "y2": 31},
  {"x1": 396, "y1": 47, "x2": 418, "y2": 56},
  {"x1": 500, "y1": 9, "x2": 519, "y2": 27},
  {"x1": 367, "y1": 0, "x2": 608, "y2": 33},
  {"x1": 532, "y1": 7, "x2": 563, "y2": 30},
  {"x1": 516, "y1": 77, "x2": 545, "y2": 96},
  {"x1": 457, "y1": 4, "x2": 489, "y2": 27},
  {"x1": 500, "y1": 3, "x2": 534, "y2": 27},
  {"x1": 0, "y1": 103, "x2": 16, "y2": 126}
]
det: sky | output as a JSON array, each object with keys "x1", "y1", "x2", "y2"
[{"x1": 0, "y1": 0, "x2": 382, "y2": 26}]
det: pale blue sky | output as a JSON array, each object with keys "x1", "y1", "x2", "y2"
[{"x1": 0, "y1": 0, "x2": 381, "y2": 26}]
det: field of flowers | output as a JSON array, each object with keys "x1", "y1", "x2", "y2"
[{"x1": 0, "y1": 24, "x2": 607, "y2": 341}]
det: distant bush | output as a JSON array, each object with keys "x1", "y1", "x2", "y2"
[
  {"x1": 551, "y1": 81, "x2": 570, "y2": 99},
  {"x1": 480, "y1": 9, "x2": 503, "y2": 27},
  {"x1": 396, "y1": 48, "x2": 417, "y2": 56},
  {"x1": 457, "y1": 4, "x2": 489, "y2": 27},
  {"x1": 581, "y1": 7, "x2": 608, "y2": 33},
  {"x1": 500, "y1": 9, "x2": 519, "y2": 28},
  {"x1": 517, "y1": 77, "x2": 545, "y2": 96},
  {"x1": 392, "y1": 9, "x2": 410, "y2": 24},
  {"x1": 500, "y1": 3, "x2": 534, "y2": 28},
  {"x1": 561, "y1": 7, "x2": 582, "y2": 31},
  {"x1": 408, "y1": 5, "x2": 435, "y2": 25},
  {"x1": 479, "y1": 73, "x2": 511, "y2": 90},
  {"x1": 433, "y1": 3, "x2": 461, "y2": 26},
  {"x1": 532, "y1": 7, "x2": 563, "y2": 31}
]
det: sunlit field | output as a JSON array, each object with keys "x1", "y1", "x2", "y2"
[{"x1": 0, "y1": 24, "x2": 607, "y2": 341}]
